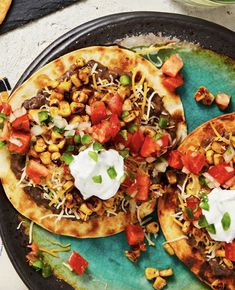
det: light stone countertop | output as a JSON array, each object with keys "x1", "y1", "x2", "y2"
[{"x1": 0, "y1": 0, "x2": 235, "y2": 289}]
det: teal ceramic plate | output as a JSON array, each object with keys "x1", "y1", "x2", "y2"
[{"x1": 0, "y1": 12, "x2": 235, "y2": 290}]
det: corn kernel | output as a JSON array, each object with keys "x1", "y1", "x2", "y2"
[
  {"x1": 123, "y1": 111, "x2": 139, "y2": 123},
  {"x1": 159, "y1": 268, "x2": 173, "y2": 277},
  {"x1": 50, "y1": 91, "x2": 64, "y2": 101},
  {"x1": 211, "y1": 142, "x2": 226, "y2": 154},
  {"x1": 144, "y1": 127, "x2": 156, "y2": 137},
  {"x1": 28, "y1": 109, "x2": 40, "y2": 122},
  {"x1": 40, "y1": 151, "x2": 51, "y2": 165},
  {"x1": 213, "y1": 153, "x2": 224, "y2": 165},
  {"x1": 79, "y1": 203, "x2": 93, "y2": 215},
  {"x1": 153, "y1": 276, "x2": 167, "y2": 290},
  {"x1": 231, "y1": 136, "x2": 235, "y2": 148},
  {"x1": 48, "y1": 80, "x2": 59, "y2": 89},
  {"x1": 78, "y1": 67, "x2": 91, "y2": 84},
  {"x1": 51, "y1": 152, "x2": 61, "y2": 162},
  {"x1": 145, "y1": 268, "x2": 159, "y2": 280},
  {"x1": 211, "y1": 279, "x2": 224, "y2": 289},
  {"x1": 59, "y1": 101, "x2": 71, "y2": 117},
  {"x1": 182, "y1": 221, "x2": 191, "y2": 234},
  {"x1": 70, "y1": 115, "x2": 83, "y2": 123},
  {"x1": 71, "y1": 74, "x2": 82, "y2": 87},
  {"x1": 146, "y1": 222, "x2": 159, "y2": 235},
  {"x1": 122, "y1": 99, "x2": 132, "y2": 111},
  {"x1": 34, "y1": 138, "x2": 47, "y2": 153},
  {"x1": 76, "y1": 57, "x2": 85, "y2": 67},
  {"x1": 50, "y1": 107, "x2": 60, "y2": 117},
  {"x1": 215, "y1": 249, "x2": 225, "y2": 257},
  {"x1": 48, "y1": 144, "x2": 59, "y2": 152},
  {"x1": 206, "y1": 149, "x2": 214, "y2": 165},
  {"x1": 70, "y1": 102, "x2": 85, "y2": 114},
  {"x1": 57, "y1": 139, "x2": 66, "y2": 149},
  {"x1": 57, "y1": 80, "x2": 72, "y2": 92},
  {"x1": 50, "y1": 98, "x2": 59, "y2": 107},
  {"x1": 163, "y1": 243, "x2": 175, "y2": 256},
  {"x1": 51, "y1": 130, "x2": 63, "y2": 143}
]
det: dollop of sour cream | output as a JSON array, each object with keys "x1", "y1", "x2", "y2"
[
  {"x1": 202, "y1": 188, "x2": 235, "y2": 243},
  {"x1": 69, "y1": 145, "x2": 124, "y2": 200}
]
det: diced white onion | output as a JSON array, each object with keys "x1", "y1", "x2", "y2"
[
  {"x1": 77, "y1": 122, "x2": 91, "y2": 132},
  {"x1": 9, "y1": 137, "x2": 22, "y2": 147},
  {"x1": 65, "y1": 123, "x2": 78, "y2": 131},
  {"x1": 223, "y1": 146, "x2": 235, "y2": 163},
  {"x1": 13, "y1": 107, "x2": 27, "y2": 118},
  {"x1": 64, "y1": 130, "x2": 75, "y2": 137},
  {"x1": 53, "y1": 115, "x2": 68, "y2": 128},
  {"x1": 154, "y1": 158, "x2": 168, "y2": 173},
  {"x1": 31, "y1": 125, "x2": 45, "y2": 136},
  {"x1": 202, "y1": 172, "x2": 220, "y2": 188}
]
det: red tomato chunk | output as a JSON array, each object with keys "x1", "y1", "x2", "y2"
[
  {"x1": 68, "y1": 251, "x2": 89, "y2": 275},
  {"x1": 125, "y1": 224, "x2": 145, "y2": 246},
  {"x1": 182, "y1": 151, "x2": 206, "y2": 175},
  {"x1": 208, "y1": 163, "x2": 234, "y2": 185},
  {"x1": 26, "y1": 160, "x2": 49, "y2": 184},
  {"x1": 12, "y1": 114, "x2": 30, "y2": 132},
  {"x1": 225, "y1": 241, "x2": 235, "y2": 262},
  {"x1": 168, "y1": 150, "x2": 183, "y2": 169},
  {"x1": 90, "y1": 101, "x2": 107, "y2": 125}
]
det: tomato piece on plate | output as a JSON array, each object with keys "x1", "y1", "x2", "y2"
[
  {"x1": 68, "y1": 251, "x2": 89, "y2": 275},
  {"x1": 26, "y1": 160, "x2": 49, "y2": 184},
  {"x1": 225, "y1": 241, "x2": 235, "y2": 262},
  {"x1": 0, "y1": 102, "x2": 12, "y2": 115},
  {"x1": 90, "y1": 101, "x2": 107, "y2": 125},
  {"x1": 12, "y1": 114, "x2": 30, "y2": 132},
  {"x1": 107, "y1": 94, "x2": 123, "y2": 116},
  {"x1": 140, "y1": 136, "x2": 157, "y2": 157},
  {"x1": 208, "y1": 163, "x2": 234, "y2": 185},
  {"x1": 182, "y1": 151, "x2": 206, "y2": 175},
  {"x1": 91, "y1": 114, "x2": 120, "y2": 144},
  {"x1": 186, "y1": 196, "x2": 202, "y2": 220},
  {"x1": 168, "y1": 150, "x2": 183, "y2": 169},
  {"x1": 161, "y1": 54, "x2": 184, "y2": 77},
  {"x1": 8, "y1": 132, "x2": 31, "y2": 154},
  {"x1": 125, "y1": 224, "x2": 145, "y2": 246},
  {"x1": 158, "y1": 134, "x2": 170, "y2": 147},
  {"x1": 162, "y1": 74, "x2": 184, "y2": 92},
  {"x1": 129, "y1": 130, "x2": 145, "y2": 154},
  {"x1": 135, "y1": 172, "x2": 150, "y2": 202}
]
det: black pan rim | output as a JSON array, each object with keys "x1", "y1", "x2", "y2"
[{"x1": 1, "y1": 11, "x2": 235, "y2": 290}]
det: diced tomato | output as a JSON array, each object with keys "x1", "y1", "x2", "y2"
[
  {"x1": 140, "y1": 136, "x2": 157, "y2": 157},
  {"x1": 90, "y1": 101, "x2": 107, "y2": 125},
  {"x1": 11, "y1": 114, "x2": 30, "y2": 132},
  {"x1": 121, "y1": 175, "x2": 133, "y2": 188},
  {"x1": 68, "y1": 251, "x2": 89, "y2": 275},
  {"x1": 225, "y1": 241, "x2": 235, "y2": 262},
  {"x1": 8, "y1": 132, "x2": 31, "y2": 154},
  {"x1": 127, "y1": 182, "x2": 138, "y2": 196},
  {"x1": 1, "y1": 121, "x2": 10, "y2": 141},
  {"x1": 161, "y1": 54, "x2": 184, "y2": 77},
  {"x1": 186, "y1": 196, "x2": 202, "y2": 220},
  {"x1": 223, "y1": 176, "x2": 235, "y2": 189},
  {"x1": 91, "y1": 114, "x2": 120, "y2": 144},
  {"x1": 26, "y1": 160, "x2": 49, "y2": 184},
  {"x1": 168, "y1": 150, "x2": 183, "y2": 169},
  {"x1": 129, "y1": 130, "x2": 145, "y2": 154},
  {"x1": 159, "y1": 134, "x2": 170, "y2": 147},
  {"x1": 0, "y1": 102, "x2": 12, "y2": 115},
  {"x1": 125, "y1": 224, "x2": 145, "y2": 246},
  {"x1": 107, "y1": 94, "x2": 123, "y2": 116},
  {"x1": 208, "y1": 163, "x2": 234, "y2": 185},
  {"x1": 135, "y1": 172, "x2": 150, "y2": 202},
  {"x1": 182, "y1": 151, "x2": 206, "y2": 175},
  {"x1": 162, "y1": 74, "x2": 184, "y2": 92}
]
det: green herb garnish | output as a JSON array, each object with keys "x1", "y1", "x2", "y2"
[
  {"x1": 66, "y1": 145, "x2": 75, "y2": 152},
  {"x1": 121, "y1": 111, "x2": 129, "y2": 119},
  {"x1": 200, "y1": 193, "x2": 209, "y2": 211},
  {"x1": 198, "y1": 215, "x2": 209, "y2": 228},
  {"x1": 38, "y1": 111, "x2": 50, "y2": 123},
  {"x1": 88, "y1": 151, "x2": 98, "y2": 162},
  {"x1": 81, "y1": 134, "x2": 92, "y2": 145},
  {"x1": 53, "y1": 126, "x2": 64, "y2": 134},
  {"x1": 207, "y1": 224, "x2": 216, "y2": 235},
  {"x1": 120, "y1": 74, "x2": 131, "y2": 86},
  {"x1": 107, "y1": 166, "x2": 117, "y2": 179},
  {"x1": 159, "y1": 116, "x2": 168, "y2": 129},
  {"x1": 32, "y1": 259, "x2": 43, "y2": 270},
  {"x1": 119, "y1": 130, "x2": 128, "y2": 141},
  {"x1": 74, "y1": 134, "x2": 81, "y2": 144},
  {"x1": 127, "y1": 124, "x2": 138, "y2": 133},
  {"x1": 0, "y1": 141, "x2": 6, "y2": 149},
  {"x1": 199, "y1": 176, "x2": 208, "y2": 186},
  {"x1": 93, "y1": 142, "x2": 104, "y2": 152},
  {"x1": 92, "y1": 175, "x2": 102, "y2": 183},
  {"x1": 185, "y1": 207, "x2": 194, "y2": 221},
  {"x1": 61, "y1": 153, "x2": 74, "y2": 165},
  {"x1": 221, "y1": 212, "x2": 231, "y2": 231}
]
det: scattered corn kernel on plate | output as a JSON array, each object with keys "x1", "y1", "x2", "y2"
[{"x1": 0, "y1": 12, "x2": 235, "y2": 290}]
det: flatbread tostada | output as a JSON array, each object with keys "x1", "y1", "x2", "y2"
[
  {"x1": 0, "y1": 45, "x2": 186, "y2": 238},
  {"x1": 158, "y1": 113, "x2": 235, "y2": 289}
]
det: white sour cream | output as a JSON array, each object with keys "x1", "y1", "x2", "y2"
[
  {"x1": 202, "y1": 188, "x2": 235, "y2": 243},
  {"x1": 69, "y1": 145, "x2": 124, "y2": 200}
]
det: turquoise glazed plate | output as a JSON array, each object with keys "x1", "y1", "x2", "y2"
[{"x1": 0, "y1": 12, "x2": 235, "y2": 290}]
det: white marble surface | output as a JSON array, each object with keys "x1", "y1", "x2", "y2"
[{"x1": 0, "y1": 0, "x2": 235, "y2": 289}]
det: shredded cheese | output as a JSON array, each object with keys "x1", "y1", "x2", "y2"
[
  {"x1": 63, "y1": 262, "x2": 73, "y2": 271},
  {"x1": 135, "y1": 42, "x2": 177, "y2": 55},
  {"x1": 210, "y1": 122, "x2": 230, "y2": 144},
  {"x1": 141, "y1": 82, "x2": 148, "y2": 116},
  {"x1": 162, "y1": 235, "x2": 188, "y2": 245}
]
